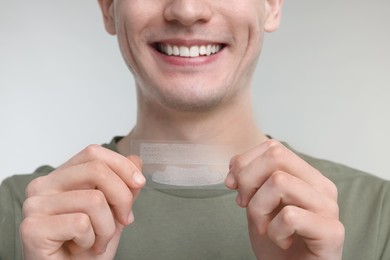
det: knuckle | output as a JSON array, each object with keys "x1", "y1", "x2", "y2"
[
  {"x1": 269, "y1": 171, "x2": 288, "y2": 188},
  {"x1": 19, "y1": 218, "x2": 33, "y2": 238},
  {"x1": 21, "y1": 217, "x2": 64, "y2": 260},
  {"x1": 22, "y1": 197, "x2": 41, "y2": 217},
  {"x1": 82, "y1": 144, "x2": 103, "y2": 159},
  {"x1": 84, "y1": 190, "x2": 107, "y2": 209},
  {"x1": 20, "y1": 217, "x2": 40, "y2": 241},
  {"x1": 280, "y1": 205, "x2": 298, "y2": 227},
  {"x1": 265, "y1": 143, "x2": 286, "y2": 165},
  {"x1": 263, "y1": 139, "x2": 281, "y2": 150},
  {"x1": 230, "y1": 154, "x2": 245, "y2": 171},
  {"x1": 316, "y1": 176, "x2": 339, "y2": 202},
  {"x1": 269, "y1": 144, "x2": 285, "y2": 158},
  {"x1": 73, "y1": 213, "x2": 92, "y2": 234},
  {"x1": 262, "y1": 139, "x2": 281, "y2": 150},
  {"x1": 333, "y1": 221, "x2": 345, "y2": 242},
  {"x1": 326, "y1": 180, "x2": 339, "y2": 200},
  {"x1": 25, "y1": 176, "x2": 46, "y2": 197},
  {"x1": 327, "y1": 199, "x2": 340, "y2": 218}
]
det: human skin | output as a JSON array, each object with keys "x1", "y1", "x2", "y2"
[
  {"x1": 226, "y1": 140, "x2": 344, "y2": 259},
  {"x1": 21, "y1": 148, "x2": 145, "y2": 259},
  {"x1": 20, "y1": 0, "x2": 344, "y2": 259}
]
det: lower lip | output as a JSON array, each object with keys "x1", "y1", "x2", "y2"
[{"x1": 152, "y1": 46, "x2": 224, "y2": 67}]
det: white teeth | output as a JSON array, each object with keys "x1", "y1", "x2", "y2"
[
  {"x1": 158, "y1": 43, "x2": 223, "y2": 57},
  {"x1": 199, "y1": 45, "x2": 207, "y2": 55},
  {"x1": 167, "y1": 45, "x2": 173, "y2": 56},
  {"x1": 179, "y1": 46, "x2": 190, "y2": 57},
  {"x1": 206, "y1": 45, "x2": 212, "y2": 56},
  {"x1": 173, "y1": 46, "x2": 180, "y2": 56},
  {"x1": 189, "y1": 46, "x2": 199, "y2": 57},
  {"x1": 211, "y1": 45, "x2": 216, "y2": 54}
]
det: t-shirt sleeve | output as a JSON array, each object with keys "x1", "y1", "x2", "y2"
[
  {"x1": 0, "y1": 178, "x2": 18, "y2": 260},
  {"x1": 377, "y1": 181, "x2": 390, "y2": 259},
  {"x1": 0, "y1": 166, "x2": 55, "y2": 259}
]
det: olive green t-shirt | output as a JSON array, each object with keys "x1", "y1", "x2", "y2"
[{"x1": 1, "y1": 138, "x2": 389, "y2": 259}]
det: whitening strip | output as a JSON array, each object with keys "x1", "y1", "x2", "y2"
[{"x1": 130, "y1": 140, "x2": 234, "y2": 189}]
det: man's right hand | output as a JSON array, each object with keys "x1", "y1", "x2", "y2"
[{"x1": 20, "y1": 144, "x2": 145, "y2": 260}]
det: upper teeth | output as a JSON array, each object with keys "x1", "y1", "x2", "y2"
[{"x1": 158, "y1": 44, "x2": 222, "y2": 57}]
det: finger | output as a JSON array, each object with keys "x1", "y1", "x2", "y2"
[
  {"x1": 26, "y1": 162, "x2": 135, "y2": 225},
  {"x1": 246, "y1": 171, "x2": 339, "y2": 234},
  {"x1": 58, "y1": 145, "x2": 146, "y2": 190},
  {"x1": 127, "y1": 155, "x2": 142, "y2": 170},
  {"x1": 267, "y1": 205, "x2": 345, "y2": 255},
  {"x1": 224, "y1": 171, "x2": 238, "y2": 190},
  {"x1": 231, "y1": 140, "x2": 337, "y2": 201},
  {"x1": 126, "y1": 155, "x2": 144, "y2": 200},
  {"x1": 226, "y1": 139, "x2": 274, "y2": 189},
  {"x1": 21, "y1": 213, "x2": 95, "y2": 256},
  {"x1": 243, "y1": 171, "x2": 339, "y2": 215},
  {"x1": 23, "y1": 190, "x2": 117, "y2": 253},
  {"x1": 229, "y1": 137, "x2": 274, "y2": 172}
]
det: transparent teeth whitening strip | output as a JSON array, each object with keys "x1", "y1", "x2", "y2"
[{"x1": 130, "y1": 140, "x2": 234, "y2": 189}]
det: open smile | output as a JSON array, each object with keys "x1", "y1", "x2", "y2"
[{"x1": 154, "y1": 43, "x2": 226, "y2": 58}]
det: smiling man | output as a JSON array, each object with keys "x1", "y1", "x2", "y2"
[{"x1": 1, "y1": 0, "x2": 390, "y2": 259}]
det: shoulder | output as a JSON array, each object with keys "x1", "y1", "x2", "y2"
[
  {"x1": 290, "y1": 147, "x2": 390, "y2": 258},
  {"x1": 295, "y1": 149, "x2": 389, "y2": 192},
  {"x1": 292, "y1": 148, "x2": 390, "y2": 204}
]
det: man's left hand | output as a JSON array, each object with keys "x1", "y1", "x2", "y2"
[{"x1": 225, "y1": 140, "x2": 345, "y2": 260}]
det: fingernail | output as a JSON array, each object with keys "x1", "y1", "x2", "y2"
[
  {"x1": 133, "y1": 171, "x2": 145, "y2": 186},
  {"x1": 128, "y1": 210, "x2": 135, "y2": 224}
]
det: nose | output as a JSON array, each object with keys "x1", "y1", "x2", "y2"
[{"x1": 164, "y1": 0, "x2": 212, "y2": 27}]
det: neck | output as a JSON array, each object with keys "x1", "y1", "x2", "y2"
[{"x1": 117, "y1": 88, "x2": 268, "y2": 156}]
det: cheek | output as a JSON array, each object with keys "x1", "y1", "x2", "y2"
[
  {"x1": 114, "y1": 4, "x2": 151, "y2": 78},
  {"x1": 223, "y1": 2, "x2": 265, "y2": 51},
  {"x1": 224, "y1": 11, "x2": 265, "y2": 89}
]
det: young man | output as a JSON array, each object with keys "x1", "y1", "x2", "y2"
[{"x1": 0, "y1": 0, "x2": 389, "y2": 259}]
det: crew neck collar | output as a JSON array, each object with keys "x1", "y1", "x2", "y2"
[{"x1": 103, "y1": 136, "x2": 235, "y2": 198}]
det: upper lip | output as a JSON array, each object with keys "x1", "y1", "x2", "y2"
[{"x1": 151, "y1": 39, "x2": 228, "y2": 47}]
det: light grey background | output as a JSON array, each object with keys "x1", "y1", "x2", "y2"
[{"x1": 0, "y1": 0, "x2": 389, "y2": 183}]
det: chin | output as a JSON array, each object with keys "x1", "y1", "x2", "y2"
[
  {"x1": 140, "y1": 77, "x2": 234, "y2": 112},
  {"x1": 159, "y1": 92, "x2": 225, "y2": 113}
]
